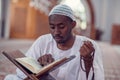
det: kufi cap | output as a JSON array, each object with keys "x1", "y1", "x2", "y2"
[{"x1": 49, "y1": 4, "x2": 75, "y2": 21}]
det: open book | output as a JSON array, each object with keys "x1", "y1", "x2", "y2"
[
  {"x1": 15, "y1": 56, "x2": 71, "y2": 74},
  {"x1": 2, "y1": 50, "x2": 75, "y2": 80},
  {"x1": 16, "y1": 57, "x2": 42, "y2": 74}
]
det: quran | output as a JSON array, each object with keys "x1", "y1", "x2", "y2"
[
  {"x1": 2, "y1": 50, "x2": 75, "y2": 80},
  {"x1": 15, "y1": 56, "x2": 71, "y2": 74}
]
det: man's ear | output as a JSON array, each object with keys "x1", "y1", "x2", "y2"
[{"x1": 72, "y1": 21, "x2": 76, "y2": 28}]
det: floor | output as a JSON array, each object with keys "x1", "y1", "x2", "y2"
[
  {"x1": 0, "y1": 39, "x2": 34, "y2": 80},
  {"x1": 98, "y1": 42, "x2": 120, "y2": 80},
  {"x1": 0, "y1": 39, "x2": 120, "y2": 80}
]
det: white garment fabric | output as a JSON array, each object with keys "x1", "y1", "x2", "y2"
[
  {"x1": 4, "y1": 34, "x2": 104, "y2": 80},
  {"x1": 4, "y1": 74, "x2": 23, "y2": 80}
]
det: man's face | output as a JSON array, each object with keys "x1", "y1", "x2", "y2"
[{"x1": 49, "y1": 14, "x2": 74, "y2": 44}]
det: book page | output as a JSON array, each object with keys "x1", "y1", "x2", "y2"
[
  {"x1": 16, "y1": 55, "x2": 76, "y2": 75},
  {"x1": 16, "y1": 57, "x2": 42, "y2": 73}
]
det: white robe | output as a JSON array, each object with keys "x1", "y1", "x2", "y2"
[{"x1": 4, "y1": 34, "x2": 104, "y2": 80}]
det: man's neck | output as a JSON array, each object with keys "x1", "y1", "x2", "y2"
[{"x1": 57, "y1": 35, "x2": 75, "y2": 50}]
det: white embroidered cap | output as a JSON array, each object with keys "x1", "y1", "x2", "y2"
[{"x1": 49, "y1": 4, "x2": 75, "y2": 21}]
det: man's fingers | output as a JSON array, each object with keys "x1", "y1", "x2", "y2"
[
  {"x1": 40, "y1": 55, "x2": 45, "y2": 66},
  {"x1": 47, "y1": 54, "x2": 54, "y2": 63},
  {"x1": 81, "y1": 44, "x2": 89, "y2": 55},
  {"x1": 84, "y1": 41, "x2": 92, "y2": 49},
  {"x1": 38, "y1": 54, "x2": 54, "y2": 66},
  {"x1": 84, "y1": 41, "x2": 95, "y2": 51},
  {"x1": 80, "y1": 41, "x2": 95, "y2": 57}
]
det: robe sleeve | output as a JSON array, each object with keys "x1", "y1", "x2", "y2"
[{"x1": 92, "y1": 41, "x2": 104, "y2": 80}]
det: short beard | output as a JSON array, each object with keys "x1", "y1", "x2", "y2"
[{"x1": 56, "y1": 40, "x2": 65, "y2": 44}]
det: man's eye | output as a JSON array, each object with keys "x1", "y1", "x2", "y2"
[
  {"x1": 50, "y1": 25, "x2": 55, "y2": 29},
  {"x1": 59, "y1": 25, "x2": 65, "y2": 29}
]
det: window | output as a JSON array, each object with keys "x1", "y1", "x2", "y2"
[{"x1": 60, "y1": 0, "x2": 87, "y2": 30}]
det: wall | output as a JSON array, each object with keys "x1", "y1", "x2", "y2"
[
  {"x1": 0, "y1": 0, "x2": 10, "y2": 39},
  {"x1": 0, "y1": 0, "x2": 1, "y2": 38},
  {"x1": 2, "y1": 0, "x2": 120, "y2": 41},
  {"x1": 92, "y1": 0, "x2": 120, "y2": 42},
  {"x1": 4, "y1": 0, "x2": 10, "y2": 39},
  {"x1": 1, "y1": 0, "x2": 56, "y2": 39}
]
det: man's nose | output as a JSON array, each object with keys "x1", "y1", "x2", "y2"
[{"x1": 54, "y1": 27, "x2": 60, "y2": 35}]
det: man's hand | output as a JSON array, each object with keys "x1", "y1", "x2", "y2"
[
  {"x1": 80, "y1": 41, "x2": 95, "y2": 58},
  {"x1": 80, "y1": 41, "x2": 95, "y2": 78},
  {"x1": 38, "y1": 54, "x2": 54, "y2": 66}
]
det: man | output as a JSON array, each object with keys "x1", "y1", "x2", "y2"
[{"x1": 4, "y1": 4, "x2": 104, "y2": 80}]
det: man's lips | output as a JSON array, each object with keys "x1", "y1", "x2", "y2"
[
  {"x1": 54, "y1": 36, "x2": 62, "y2": 40},
  {"x1": 54, "y1": 37, "x2": 61, "y2": 39}
]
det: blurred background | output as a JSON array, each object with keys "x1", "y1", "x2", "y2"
[{"x1": 0, "y1": 0, "x2": 120, "y2": 80}]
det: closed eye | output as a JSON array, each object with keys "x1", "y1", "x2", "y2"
[
  {"x1": 50, "y1": 25, "x2": 55, "y2": 29},
  {"x1": 58, "y1": 24, "x2": 65, "y2": 29}
]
